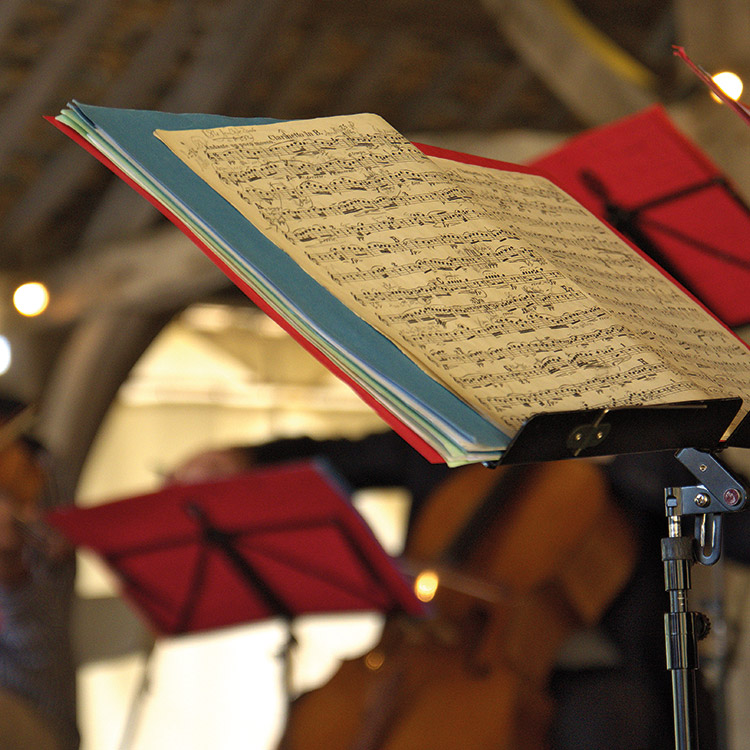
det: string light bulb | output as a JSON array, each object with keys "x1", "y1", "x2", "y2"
[
  {"x1": 0, "y1": 336, "x2": 11, "y2": 375},
  {"x1": 710, "y1": 71, "x2": 744, "y2": 103},
  {"x1": 13, "y1": 282, "x2": 49, "y2": 317},
  {"x1": 414, "y1": 569, "x2": 439, "y2": 602}
]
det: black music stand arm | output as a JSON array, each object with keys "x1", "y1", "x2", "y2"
[
  {"x1": 184, "y1": 502, "x2": 298, "y2": 694},
  {"x1": 662, "y1": 448, "x2": 748, "y2": 750}
]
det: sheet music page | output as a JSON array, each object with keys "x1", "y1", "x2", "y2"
[{"x1": 155, "y1": 114, "x2": 750, "y2": 432}]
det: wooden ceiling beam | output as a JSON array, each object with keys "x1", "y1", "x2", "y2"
[
  {"x1": 0, "y1": 0, "x2": 27, "y2": 49},
  {"x1": 0, "y1": 0, "x2": 116, "y2": 172},
  {"x1": 481, "y1": 0, "x2": 656, "y2": 126},
  {"x1": 330, "y1": 31, "x2": 415, "y2": 119},
  {"x1": 3, "y1": 0, "x2": 196, "y2": 251},
  {"x1": 470, "y1": 61, "x2": 536, "y2": 131},
  {"x1": 79, "y1": 0, "x2": 286, "y2": 248},
  {"x1": 674, "y1": 0, "x2": 750, "y2": 69}
]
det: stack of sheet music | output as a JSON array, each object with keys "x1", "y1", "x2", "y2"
[{"x1": 50, "y1": 102, "x2": 750, "y2": 465}]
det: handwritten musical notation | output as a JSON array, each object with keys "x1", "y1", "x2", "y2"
[{"x1": 156, "y1": 114, "x2": 750, "y2": 433}]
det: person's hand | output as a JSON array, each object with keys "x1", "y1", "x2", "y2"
[{"x1": 166, "y1": 447, "x2": 255, "y2": 485}]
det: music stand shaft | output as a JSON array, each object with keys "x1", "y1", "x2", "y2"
[
  {"x1": 661, "y1": 447, "x2": 747, "y2": 750},
  {"x1": 663, "y1": 512, "x2": 700, "y2": 750}
]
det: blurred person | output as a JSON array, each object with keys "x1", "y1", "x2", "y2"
[{"x1": 0, "y1": 397, "x2": 79, "y2": 750}]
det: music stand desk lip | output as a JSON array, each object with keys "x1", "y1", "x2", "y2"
[
  {"x1": 720, "y1": 407, "x2": 750, "y2": 448},
  {"x1": 47, "y1": 459, "x2": 424, "y2": 637},
  {"x1": 500, "y1": 397, "x2": 743, "y2": 465}
]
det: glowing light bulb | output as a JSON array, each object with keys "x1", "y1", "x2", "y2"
[
  {"x1": 364, "y1": 650, "x2": 385, "y2": 671},
  {"x1": 414, "y1": 569, "x2": 439, "y2": 602},
  {"x1": 711, "y1": 71, "x2": 743, "y2": 102},
  {"x1": 0, "y1": 336, "x2": 11, "y2": 375},
  {"x1": 13, "y1": 282, "x2": 49, "y2": 317}
]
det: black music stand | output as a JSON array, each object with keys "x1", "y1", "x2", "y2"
[{"x1": 499, "y1": 397, "x2": 750, "y2": 750}]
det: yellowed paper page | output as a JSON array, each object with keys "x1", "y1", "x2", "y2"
[{"x1": 155, "y1": 114, "x2": 750, "y2": 432}]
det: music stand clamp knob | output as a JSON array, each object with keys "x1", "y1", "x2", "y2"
[{"x1": 662, "y1": 448, "x2": 749, "y2": 750}]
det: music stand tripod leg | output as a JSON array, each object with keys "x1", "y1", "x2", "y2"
[
  {"x1": 662, "y1": 448, "x2": 748, "y2": 750},
  {"x1": 662, "y1": 504, "x2": 707, "y2": 750}
]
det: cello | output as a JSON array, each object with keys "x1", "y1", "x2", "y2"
[{"x1": 278, "y1": 458, "x2": 637, "y2": 750}]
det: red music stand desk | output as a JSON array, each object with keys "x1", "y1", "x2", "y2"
[{"x1": 47, "y1": 460, "x2": 423, "y2": 638}]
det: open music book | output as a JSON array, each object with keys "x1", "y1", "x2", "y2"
[{"x1": 50, "y1": 103, "x2": 750, "y2": 465}]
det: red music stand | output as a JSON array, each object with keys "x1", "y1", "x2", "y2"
[
  {"x1": 47, "y1": 460, "x2": 423, "y2": 637},
  {"x1": 529, "y1": 105, "x2": 750, "y2": 328}
]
